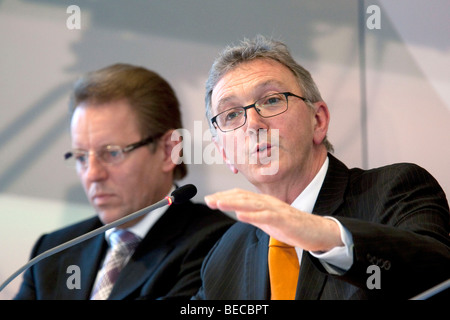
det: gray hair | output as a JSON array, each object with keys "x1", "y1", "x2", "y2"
[{"x1": 205, "y1": 35, "x2": 333, "y2": 152}]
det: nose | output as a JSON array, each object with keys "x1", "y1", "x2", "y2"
[
  {"x1": 245, "y1": 106, "x2": 269, "y2": 132},
  {"x1": 83, "y1": 153, "x2": 108, "y2": 182}
]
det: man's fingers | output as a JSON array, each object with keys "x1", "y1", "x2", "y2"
[{"x1": 205, "y1": 189, "x2": 269, "y2": 213}]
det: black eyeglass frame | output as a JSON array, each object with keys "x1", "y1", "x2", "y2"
[
  {"x1": 64, "y1": 134, "x2": 162, "y2": 166},
  {"x1": 210, "y1": 92, "x2": 309, "y2": 132}
]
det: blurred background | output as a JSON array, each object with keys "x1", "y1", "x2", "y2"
[{"x1": 1, "y1": 0, "x2": 449, "y2": 299}]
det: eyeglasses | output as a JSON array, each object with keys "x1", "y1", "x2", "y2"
[
  {"x1": 211, "y1": 92, "x2": 308, "y2": 132},
  {"x1": 64, "y1": 135, "x2": 161, "y2": 169}
]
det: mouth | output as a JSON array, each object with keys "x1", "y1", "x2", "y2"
[
  {"x1": 252, "y1": 143, "x2": 272, "y2": 154},
  {"x1": 91, "y1": 193, "x2": 115, "y2": 205}
]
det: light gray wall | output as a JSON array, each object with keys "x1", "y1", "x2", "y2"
[{"x1": 1, "y1": 0, "x2": 449, "y2": 299}]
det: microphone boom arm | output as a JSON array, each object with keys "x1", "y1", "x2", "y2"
[{"x1": 0, "y1": 196, "x2": 172, "y2": 292}]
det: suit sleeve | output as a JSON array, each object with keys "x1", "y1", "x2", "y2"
[{"x1": 316, "y1": 163, "x2": 450, "y2": 299}]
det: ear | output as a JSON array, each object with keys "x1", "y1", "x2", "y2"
[
  {"x1": 160, "y1": 129, "x2": 179, "y2": 173},
  {"x1": 213, "y1": 136, "x2": 239, "y2": 174},
  {"x1": 312, "y1": 101, "x2": 330, "y2": 146}
]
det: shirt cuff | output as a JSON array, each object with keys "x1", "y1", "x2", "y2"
[{"x1": 309, "y1": 216, "x2": 354, "y2": 275}]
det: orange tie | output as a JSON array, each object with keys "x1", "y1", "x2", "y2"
[{"x1": 268, "y1": 237, "x2": 300, "y2": 300}]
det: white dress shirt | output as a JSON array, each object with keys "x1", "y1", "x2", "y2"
[{"x1": 290, "y1": 157, "x2": 354, "y2": 274}]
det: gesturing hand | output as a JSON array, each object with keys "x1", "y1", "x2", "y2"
[{"x1": 205, "y1": 188, "x2": 343, "y2": 252}]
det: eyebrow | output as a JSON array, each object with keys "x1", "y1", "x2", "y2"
[
  {"x1": 215, "y1": 80, "x2": 287, "y2": 112},
  {"x1": 71, "y1": 141, "x2": 122, "y2": 151}
]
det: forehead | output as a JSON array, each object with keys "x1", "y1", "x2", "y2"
[
  {"x1": 212, "y1": 59, "x2": 299, "y2": 110},
  {"x1": 71, "y1": 100, "x2": 141, "y2": 146}
]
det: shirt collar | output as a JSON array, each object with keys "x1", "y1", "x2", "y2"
[{"x1": 290, "y1": 157, "x2": 329, "y2": 213}]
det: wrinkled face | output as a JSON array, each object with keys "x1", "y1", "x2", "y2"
[
  {"x1": 70, "y1": 100, "x2": 172, "y2": 226},
  {"x1": 211, "y1": 59, "x2": 328, "y2": 189}
]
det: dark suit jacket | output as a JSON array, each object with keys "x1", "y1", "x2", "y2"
[
  {"x1": 14, "y1": 201, "x2": 234, "y2": 300},
  {"x1": 193, "y1": 154, "x2": 450, "y2": 300}
]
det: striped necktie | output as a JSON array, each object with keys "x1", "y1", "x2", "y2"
[{"x1": 90, "y1": 229, "x2": 140, "y2": 300}]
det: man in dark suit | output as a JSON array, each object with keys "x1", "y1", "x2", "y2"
[
  {"x1": 14, "y1": 63, "x2": 233, "y2": 300},
  {"x1": 193, "y1": 35, "x2": 450, "y2": 300}
]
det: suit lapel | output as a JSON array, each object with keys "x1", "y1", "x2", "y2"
[
  {"x1": 244, "y1": 228, "x2": 270, "y2": 299},
  {"x1": 108, "y1": 204, "x2": 184, "y2": 300},
  {"x1": 313, "y1": 153, "x2": 348, "y2": 218},
  {"x1": 296, "y1": 252, "x2": 328, "y2": 299},
  {"x1": 56, "y1": 233, "x2": 106, "y2": 299},
  {"x1": 296, "y1": 154, "x2": 350, "y2": 299},
  {"x1": 108, "y1": 242, "x2": 173, "y2": 300}
]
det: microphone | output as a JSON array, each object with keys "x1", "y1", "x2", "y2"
[
  {"x1": 171, "y1": 184, "x2": 197, "y2": 204},
  {"x1": 0, "y1": 184, "x2": 197, "y2": 292}
]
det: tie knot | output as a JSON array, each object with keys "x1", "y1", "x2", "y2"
[
  {"x1": 109, "y1": 229, "x2": 140, "y2": 254},
  {"x1": 269, "y1": 237, "x2": 293, "y2": 248}
]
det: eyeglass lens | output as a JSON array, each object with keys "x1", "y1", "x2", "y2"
[{"x1": 216, "y1": 93, "x2": 288, "y2": 131}]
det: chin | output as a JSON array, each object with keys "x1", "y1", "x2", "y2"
[
  {"x1": 245, "y1": 163, "x2": 282, "y2": 185},
  {"x1": 98, "y1": 211, "x2": 123, "y2": 225}
]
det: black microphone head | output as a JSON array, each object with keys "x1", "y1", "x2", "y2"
[{"x1": 171, "y1": 184, "x2": 197, "y2": 204}]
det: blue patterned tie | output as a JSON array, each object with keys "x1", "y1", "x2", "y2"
[{"x1": 90, "y1": 229, "x2": 140, "y2": 300}]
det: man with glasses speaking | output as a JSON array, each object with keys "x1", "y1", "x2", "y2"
[
  {"x1": 193, "y1": 35, "x2": 450, "y2": 300},
  {"x1": 14, "y1": 63, "x2": 233, "y2": 300}
]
